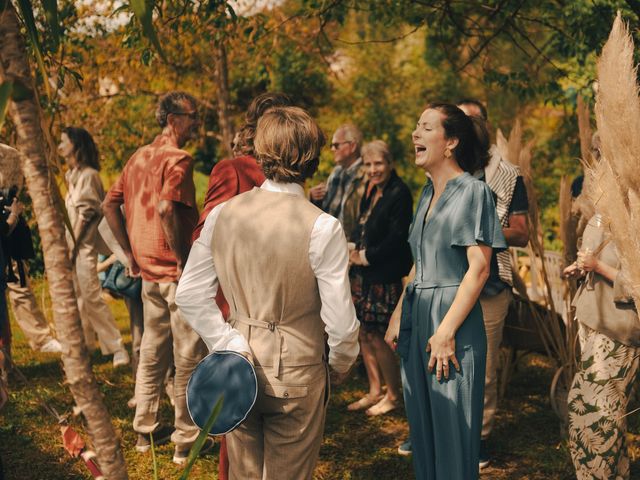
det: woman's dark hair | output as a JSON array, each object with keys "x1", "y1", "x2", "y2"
[
  {"x1": 63, "y1": 127, "x2": 100, "y2": 171},
  {"x1": 235, "y1": 92, "x2": 293, "y2": 156},
  {"x1": 426, "y1": 102, "x2": 490, "y2": 173}
]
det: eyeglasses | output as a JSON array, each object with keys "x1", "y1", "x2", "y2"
[
  {"x1": 170, "y1": 110, "x2": 199, "y2": 120},
  {"x1": 330, "y1": 141, "x2": 352, "y2": 150}
]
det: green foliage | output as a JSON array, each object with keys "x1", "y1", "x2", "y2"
[
  {"x1": 8, "y1": 0, "x2": 639, "y2": 257},
  {"x1": 179, "y1": 397, "x2": 223, "y2": 480},
  {"x1": 129, "y1": 0, "x2": 167, "y2": 62},
  {"x1": 41, "y1": 0, "x2": 60, "y2": 51}
]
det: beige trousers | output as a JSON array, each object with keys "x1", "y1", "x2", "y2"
[
  {"x1": 73, "y1": 244, "x2": 123, "y2": 355},
  {"x1": 227, "y1": 363, "x2": 328, "y2": 480},
  {"x1": 479, "y1": 288, "x2": 511, "y2": 439},
  {"x1": 5, "y1": 260, "x2": 55, "y2": 350},
  {"x1": 133, "y1": 280, "x2": 206, "y2": 448}
]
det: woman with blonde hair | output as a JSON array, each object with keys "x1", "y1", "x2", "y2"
[
  {"x1": 348, "y1": 140, "x2": 412, "y2": 415},
  {"x1": 59, "y1": 127, "x2": 128, "y2": 367}
]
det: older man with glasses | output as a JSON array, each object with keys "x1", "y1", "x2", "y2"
[
  {"x1": 103, "y1": 91, "x2": 210, "y2": 464},
  {"x1": 309, "y1": 124, "x2": 367, "y2": 241}
]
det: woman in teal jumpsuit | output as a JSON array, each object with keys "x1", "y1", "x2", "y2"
[{"x1": 386, "y1": 104, "x2": 506, "y2": 479}]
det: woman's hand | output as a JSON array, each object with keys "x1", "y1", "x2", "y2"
[
  {"x1": 577, "y1": 249, "x2": 598, "y2": 273},
  {"x1": 125, "y1": 252, "x2": 141, "y2": 278},
  {"x1": 563, "y1": 262, "x2": 584, "y2": 278},
  {"x1": 426, "y1": 329, "x2": 460, "y2": 380},
  {"x1": 9, "y1": 198, "x2": 23, "y2": 217},
  {"x1": 349, "y1": 249, "x2": 363, "y2": 266},
  {"x1": 384, "y1": 307, "x2": 401, "y2": 351}
]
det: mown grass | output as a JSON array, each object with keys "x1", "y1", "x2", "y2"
[{"x1": 1, "y1": 279, "x2": 639, "y2": 479}]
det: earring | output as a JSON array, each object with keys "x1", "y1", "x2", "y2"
[{"x1": 444, "y1": 148, "x2": 452, "y2": 158}]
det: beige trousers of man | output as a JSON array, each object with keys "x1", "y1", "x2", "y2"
[
  {"x1": 227, "y1": 363, "x2": 328, "y2": 480},
  {"x1": 479, "y1": 288, "x2": 512, "y2": 439},
  {"x1": 73, "y1": 244, "x2": 123, "y2": 355},
  {"x1": 5, "y1": 260, "x2": 55, "y2": 350},
  {"x1": 133, "y1": 280, "x2": 206, "y2": 448}
]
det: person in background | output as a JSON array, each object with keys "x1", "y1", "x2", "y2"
[
  {"x1": 103, "y1": 91, "x2": 210, "y2": 465},
  {"x1": 385, "y1": 103, "x2": 506, "y2": 479},
  {"x1": 59, "y1": 127, "x2": 128, "y2": 367},
  {"x1": 564, "y1": 213, "x2": 640, "y2": 480},
  {"x1": 0, "y1": 144, "x2": 61, "y2": 354},
  {"x1": 347, "y1": 140, "x2": 412, "y2": 416},
  {"x1": 457, "y1": 99, "x2": 529, "y2": 468},
  {"x1": 0, "y1": 198, "x2": 22, "y2": 358},
  {"x1": 177, "y1": 106, "x2": 360, "y2": 479},
  {"x1": 191, "y1": 91, "x2": 293, "y2": 480},
  {"x1": 96, "y1": 254, "x2": 144, "y2": 385},
  {"x1": 309, "y1": 124, "x2": 367, "y2": 241}
]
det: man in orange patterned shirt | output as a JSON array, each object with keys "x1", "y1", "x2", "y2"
[{"x1": 103, "y1": 91, "x2": 209, "y2": 464}]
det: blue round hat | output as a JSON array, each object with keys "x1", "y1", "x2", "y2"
[{"x1": 186, "y1": 350, "x2": 258, "y2": 435}]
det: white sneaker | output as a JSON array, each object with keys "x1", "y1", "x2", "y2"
[
  {"x1": 40, "y1": 339, "x2": 62, "y2": 353},
  {"x1": 113, "y1": 349, "x2": 130, "y2": 368}
]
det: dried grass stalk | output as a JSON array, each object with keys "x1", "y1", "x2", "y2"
[
  {"x1": 503, "y1": 121, "x2": 578, "y2": 420},
  {"x1": 577, "y1": 96, "x2": 593, "y2": 167},
  {"x1": 591, "y1": 13, "x2": 640, "y2": 307},
  {"x1": 496, "y1": 128, "x2": 508, "y2": 161},
  {"x1": 507, "y1": 118, "x2": 522, "y2": 167},
  {"x1": 559, "y1": 176, "x2": 577, "y2": 265}
]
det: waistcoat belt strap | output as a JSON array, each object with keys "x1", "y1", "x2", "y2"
[{"x1": 230, "y1": 313, "x2": 282, "y2": 378}]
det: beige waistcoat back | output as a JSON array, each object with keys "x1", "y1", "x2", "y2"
[{"x1": 211, "y1": 188, "x2": 326, "y2": 376}]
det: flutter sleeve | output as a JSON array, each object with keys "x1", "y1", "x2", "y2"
[{"x1": 451, "y1": 180, "x2": 507, "y2": 251}]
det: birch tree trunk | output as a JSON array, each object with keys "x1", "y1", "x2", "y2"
[{"x1": 0, "y1": 2, "x2": 128, "y2": 478}]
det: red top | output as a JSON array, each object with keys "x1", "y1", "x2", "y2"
[
  {"x1": 105, "y1": 133, "x2": 198, "y2": 283},
  {"x1": 192, "y1": 155, "x2": 265, "y2": 319},
  {"x1": 192, "y1": 155, "x2": 265, "y2": 241}
]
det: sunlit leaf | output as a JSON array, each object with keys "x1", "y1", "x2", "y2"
[
  {"x1": 15, "y1": 0, "x2": 52, "y2": 98},
  {"x1": 129, "y1": 0, "x2": 167, "y2": 62},
  {"x1": 42, "y1": 0, "x2": 60, "y2": 52},
  {"x1": 178, "y1": 396, "x2": 223, "y2": 480}
]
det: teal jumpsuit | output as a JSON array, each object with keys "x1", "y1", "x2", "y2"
[{"x1": 397, "y1": 173, "x2": 506, "y2": 479}]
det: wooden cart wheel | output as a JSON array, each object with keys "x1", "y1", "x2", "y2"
[{"x1": 550, "y1": 363, "x2": 571, "y2": 426}]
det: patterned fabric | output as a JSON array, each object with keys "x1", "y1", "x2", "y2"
[
  {"x1": 105, "y1": 133, "x2": 198, "y2": 283},
  {"x1": 484, "y1": 147, "x2": 520, "y2": 286},
  {"x1": 568, "y1": 323, "x2": 640, "y2": 480},
  {"x1": 350, "y1": 271, "x2": 402, "y2": 335},
  {"x1": 322, "y1": 159, "x2": 366, "y2": 239}
]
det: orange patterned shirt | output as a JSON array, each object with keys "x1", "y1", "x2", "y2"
[{"x1": 105, "y1": 133, "x2": 198, "y2": 283}]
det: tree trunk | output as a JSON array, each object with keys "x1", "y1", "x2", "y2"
[
  {"x1": 214, "y1": 41, "x2": 234, "y2": 158},
  {"x1": 0, "y1": 3, "x2": 128, "y2": 478}
]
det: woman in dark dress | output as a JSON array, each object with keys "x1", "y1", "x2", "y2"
[
  {"x1": 348, "y1": 140, "x2": 413, "y2": 416},
  {"x1": 385, "y1": 104, "x2": 506, "y2": 479}
]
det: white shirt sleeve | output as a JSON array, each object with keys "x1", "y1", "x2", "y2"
[
  {"x1": 175, "y1": 204, "x2": 251, "y2": 356},
  {"x1": 309, "y1": 213, "x2": 360, "y2": 373}
]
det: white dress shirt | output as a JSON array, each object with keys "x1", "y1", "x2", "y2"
[{"x1": 176, "y1": 179, "x2": 360, "y2": 373}]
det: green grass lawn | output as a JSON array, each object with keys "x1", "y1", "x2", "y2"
[{"x1": 1, "y1": 280, "x2": 639, "y2": 479}]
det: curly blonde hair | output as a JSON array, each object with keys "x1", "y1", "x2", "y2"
[
  {"x1": 255, "y1": 107, "x2": 326, "y2": 183},
  {"x1": 234, "y1": 92, "x2": 292, "y2": 156}
]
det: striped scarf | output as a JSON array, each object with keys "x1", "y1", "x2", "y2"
[{"x1": 485, "y1": 146, "x2": 520, "y2": 286}]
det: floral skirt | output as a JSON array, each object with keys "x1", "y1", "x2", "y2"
[
  {"x1": 350, "y1": 272, "x2": 402, "y2": 335},
  {"x1": 567, "y1": 323, "x2": 640, "y2": 480}
]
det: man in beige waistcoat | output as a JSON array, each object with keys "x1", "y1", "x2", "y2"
[{"x1": 176, "y1": 105, "x2": 360, "y2": 479}]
